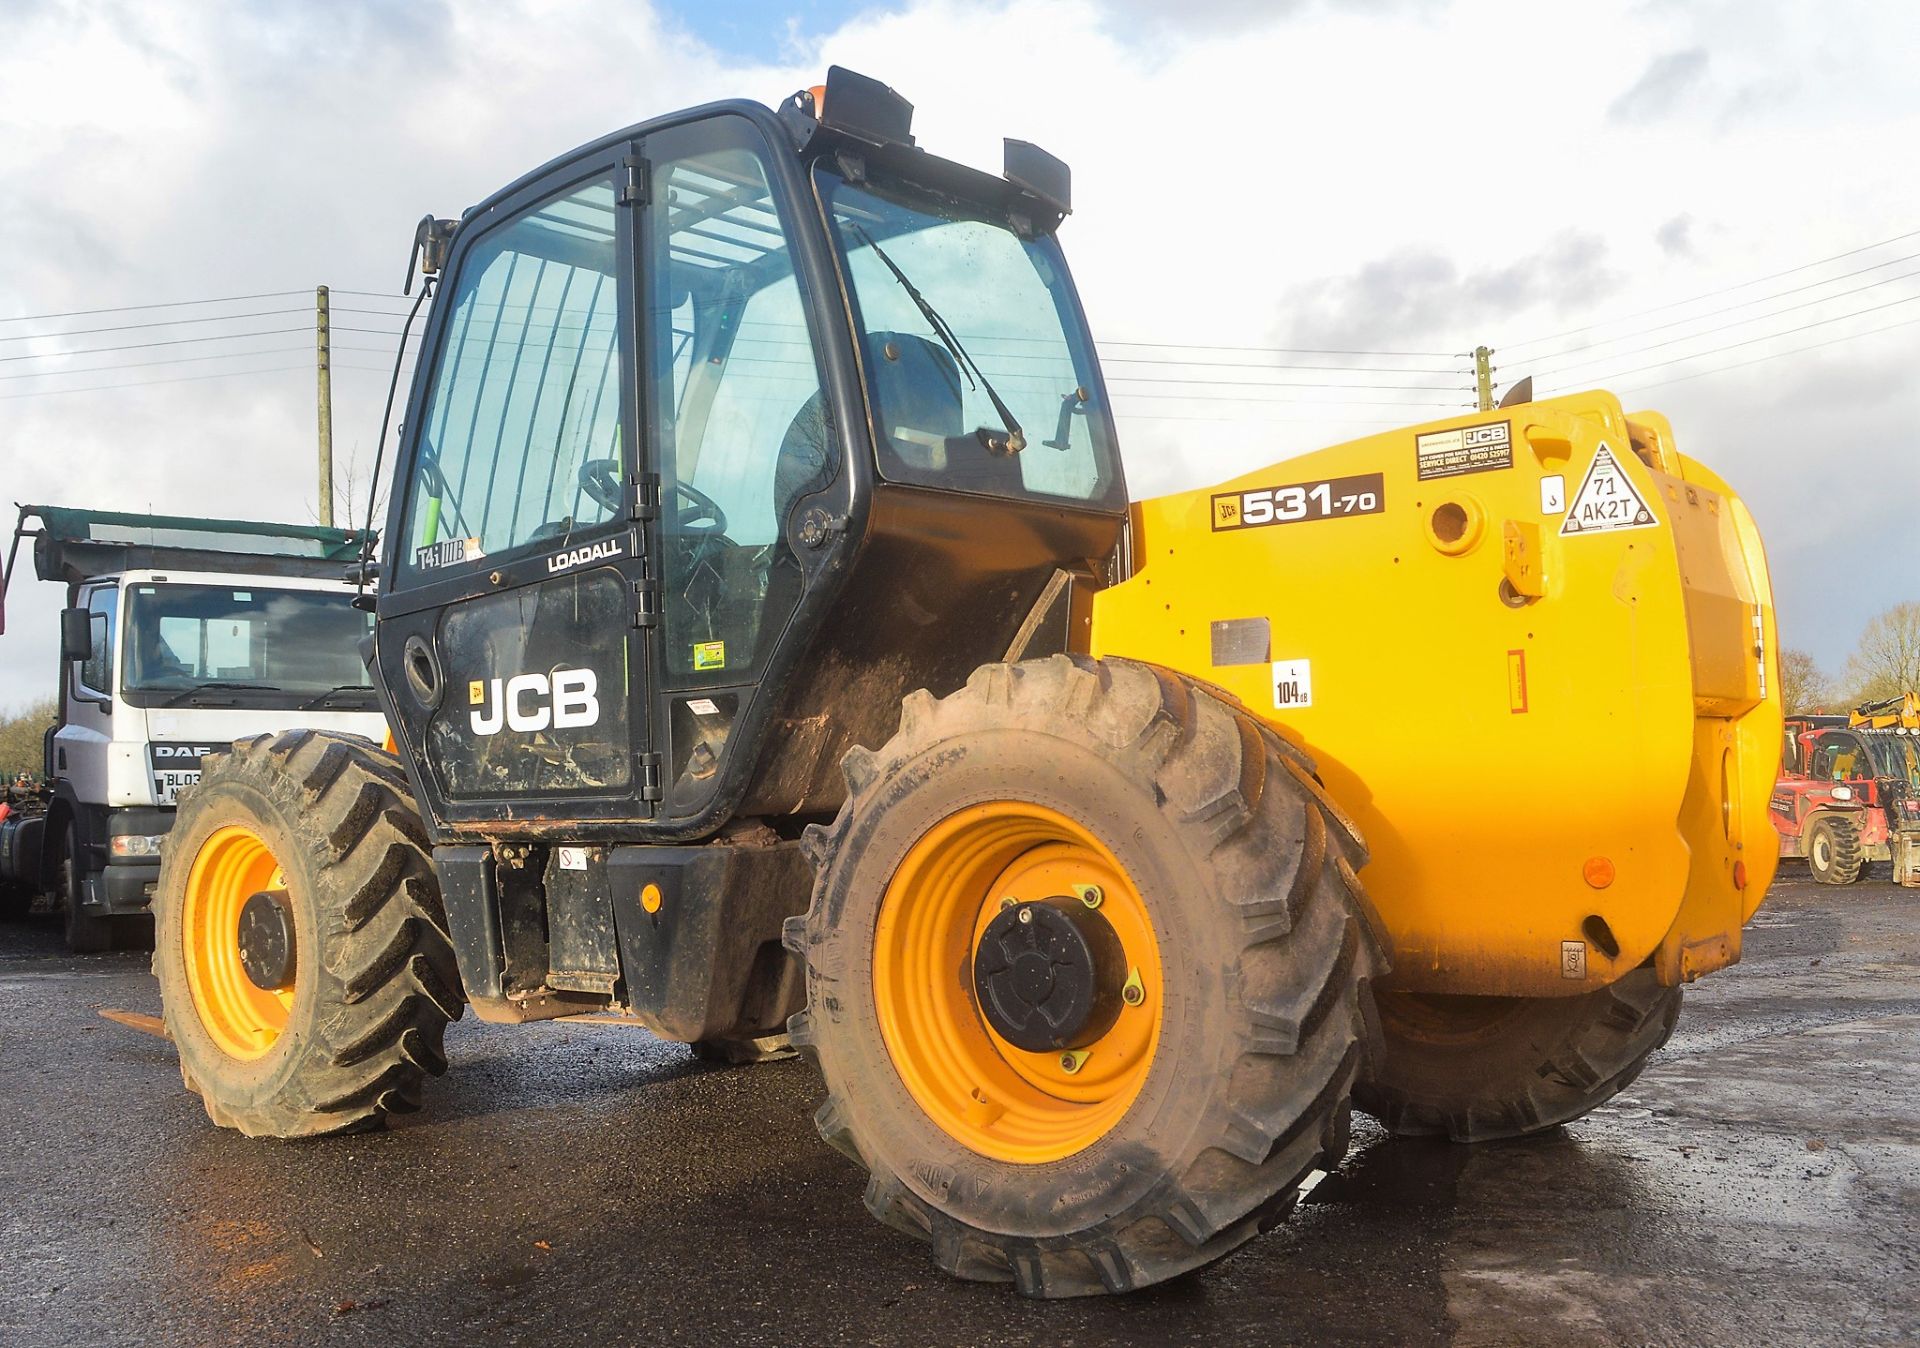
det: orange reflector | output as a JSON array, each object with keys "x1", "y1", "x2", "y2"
[
  {"x1": 640, "y1": 883, "x2": 663, "y2": 914},
  {"x1": 1583, "y1": 856, "x2": 1615, "y2": 889},
  {"x1": 1733, "y1": 860, "x2": 1748, "y2": 891},
  {"x1": 381, "y1": 727, "x2": 397, "y2": 755}
]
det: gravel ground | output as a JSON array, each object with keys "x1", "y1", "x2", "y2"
[{"x1": 0, "y1": 866, "x2": 1914, "y2": 1347}]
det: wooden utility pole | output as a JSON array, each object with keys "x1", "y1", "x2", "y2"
[
  {"x1": 317, "y1": 285, "x2": 334, "y2": 526},
  {"x1": 1473, "y1": 345, "x2": 1494, "y2": 413}
]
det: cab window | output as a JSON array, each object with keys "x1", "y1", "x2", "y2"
[
  {"x1": 644, "y1": 119, "x2": 830, "y2": 689},
  {"x1": 77, "y1": 585, "x2": 116, "y2": 696},
  {"x1": 818, "y1": 167, "x2": 1121, "y2": 509},
  {"x1": 402, "y1": 174, "x2": 625, "y2": 578},
  {"x1": 1811, "y1": 735, "x2": 1865, "y2": 782}
]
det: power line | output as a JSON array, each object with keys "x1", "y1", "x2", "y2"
[
  {"x1": 0, "y1": 344, "x2": 311, "y2": 382},
  {"x1": 1111, "y1": 391, "x2": 1465, "y2": 408},
  {"x1": 1112, "y1": 410, "x2": 1408, "y2": 426},
  {"x1": 1509, "y1": 249, "x2": 1920, "y2": 363},
  {"x1": 1528, "y1": 275, "x2": 1920, "y2": 382},
  {"x1": 1099, "y1": 354, "x2": 1465, "y2": 375},
  {"x1": 0, "y1": 326, "x2": 311, "y2": 365},
  {"x1": 1106, "y1": 373, "x2": 1465, "y2": 394},
  {"x1": 1616, "y1": 313, "x2": 1920, "y2": 397},
  {"x1": 1502, "y1": 225, "x2": 1920, "y2": 352},
  {"x1": 0, "y1": 307, "x2": 310, "y2": 344},
  {"x1": 1543, "y1": 291, "x2": 1920, "y2": 388},
  {"x1": 0, "y1": 360, "x2": 411, "y2": 402},
  {"x1": 0, "y1": 289, "x2": 311, "y2": 326},
  {"x1": 0, "y1": 362, "x2": 313, "y2": 401},
  {"x1": 0, "y1": 342, "x2": 409, "y2": 384}
]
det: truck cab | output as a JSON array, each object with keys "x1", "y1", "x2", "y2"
[{"x1": 2, "y1": 508, "x2": 390, "y2": 948}]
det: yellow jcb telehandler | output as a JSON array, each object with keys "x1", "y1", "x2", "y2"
[{"x1": 150, "y1": 69, "x2": 1780, "y2": 1296}]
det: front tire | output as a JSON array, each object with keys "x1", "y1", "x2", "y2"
[
  {"x1": 61, "y1": 844, "x2": 113, "y2": 954},
  {"x1": 153, "y1": 730, "x2": 463, "y2": 1137},
  {"x1": 788, "y1": 656, "x2": 1385, "y2": 1297},
  {"x1": 1354, "y1": 969, "x2": 1681, "y2": 1142},
  {"x1": 1807, "y1": 816, "x2": 1864, "y2": 885}
]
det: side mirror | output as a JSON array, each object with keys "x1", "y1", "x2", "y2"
[{"x1": 59, "y1": 608, "x2": 93, "y2": 662}]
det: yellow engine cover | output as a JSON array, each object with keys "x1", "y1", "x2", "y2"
[{"x1": 1092, "y1": 392, "x2": 1780, "y2": 997}]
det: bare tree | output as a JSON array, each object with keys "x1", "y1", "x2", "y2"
[
  {"x1": 0, "y1": 698, "x2": 56, "y2": 781},
  {"x1": 1777, "y1": 647, "x2": 1833, "y2": 714},
  {"x1": 1844, "y1": 602, "x2": 1920, "y2": 704}
]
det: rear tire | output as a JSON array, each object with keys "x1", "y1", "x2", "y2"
[
  {"x1": 153, "y1": 730, "x2": 463, "y2": 1137},
  {"x1": 1354, "y1": 968, "x2": 1681, "y2": 1142},
  {"x1": 1807, "y1": 816, "x2": 1864, "y2": 885},
  {"x1": 789, "y1": 656, "x2": 1385, "y2": 1297}
]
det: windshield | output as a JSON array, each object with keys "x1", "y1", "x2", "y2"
[
  {"x1": 1865, "y1": 733, "x2": 1920, "y2": 789},
  {"x1": 817, "y1": 168, "x2": 1122, "y2": 509},
  {"x1": 122, "y1": 583, "x2": 376, "y2": 707}
]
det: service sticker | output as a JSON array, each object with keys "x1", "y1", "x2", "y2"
[
  {"x1": 1416, "y1": 420, "x2": 1512, "y2": 481},
  {"x1": 1271, "y1": 658, "x2": 1313, "y2": 710},
  {"x1": 692, "y1": 640, "x2": 726, "y2": 671}
]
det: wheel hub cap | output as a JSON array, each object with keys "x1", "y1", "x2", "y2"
[
  {"x1": 237, "y1": 890, "x2": 296, "y2": 991},
  {"x1": 973, "y1": 899, "x2": 1124, "y2": 1051}
]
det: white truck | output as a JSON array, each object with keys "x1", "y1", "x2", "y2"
[{"x1": 0, "y1": 506, "x2": 387, "y2": 950}]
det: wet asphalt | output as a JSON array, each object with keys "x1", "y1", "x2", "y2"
[{"x1": 1, "y1": 868, "x2": 1915, "y2": 1348}]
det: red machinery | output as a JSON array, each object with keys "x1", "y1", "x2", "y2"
[{"x1": 1771, "y1": 695, "x2": 1920, "y2": 885}]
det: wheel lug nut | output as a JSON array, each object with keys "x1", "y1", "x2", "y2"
[
  {"x1": 1059, "y1": 1049, "x2": 1088, "y2": 1074},
  {"x1": 1016, "y1": 907, "x2": 1033, "y2": 925},
  {"x1": 1122, "y1": 967, "x2": 1146, "y2": 1007},
  {"x1": 1073, "y1": 884, "x2": 1103, "y2": 909}
]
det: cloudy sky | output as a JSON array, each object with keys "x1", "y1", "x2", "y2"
[{"x1": 2, "y1": 0, "x2": 1915, "y2": 712}]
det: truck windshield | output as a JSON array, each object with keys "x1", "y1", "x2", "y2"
[
  {"x1": 121, "y1": 584, "x2": 375, "y2": 707},
  {"x1": 817, "y1": 168, "x2": 1122, "y2": 510}
]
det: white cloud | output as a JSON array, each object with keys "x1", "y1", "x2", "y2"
[{"x1": 1, "y1": 0, "x2": 1917, "y2": 711}]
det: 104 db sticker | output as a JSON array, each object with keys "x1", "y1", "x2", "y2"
[{"x1": 1211, "y1": 472, "x2": 1384, "y2": 531}]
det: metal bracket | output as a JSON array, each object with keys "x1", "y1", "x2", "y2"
[
  {"x1": 619, "y1": 153, "x2": 650, "y2": 206},
  {"x1": 632, "y1": 576, "x2": 659, "y2": 628},
  {"x1": 630, "y1": 472, "x2": 661, "y2": 522}
]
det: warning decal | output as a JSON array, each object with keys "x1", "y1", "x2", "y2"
[
  {"x1": 1558, "y1": 444, "x2": 1657, "y2": 536},
  {"x1": 1271, "y1": 658, "x2": 1312, "y2": 710}
]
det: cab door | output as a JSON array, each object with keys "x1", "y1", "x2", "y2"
[
  {"x1": 633, "y1": 114, "x2": 837, "y2": 819},
  {"x1": 378, "y1": 152, "x2": 657, "y2": 829},
  {"x1": 55, "y1": 581, "x2": 117, "y2": 804}
]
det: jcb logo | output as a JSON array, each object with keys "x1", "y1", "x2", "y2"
[{"x1": 469, "y1": 668, "x2": 599, "y2": 736}]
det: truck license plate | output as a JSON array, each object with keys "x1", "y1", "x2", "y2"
[{"x1": 155, "y1": 770, "x2": 201, "y2": 805}]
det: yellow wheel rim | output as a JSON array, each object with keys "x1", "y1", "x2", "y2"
[
  {"x1": 182, "y1": 825, "x2": 295, "y2": 1060},
  {"x1": 873, "y1": 802, "x2": 1164, "y2": 1164}
]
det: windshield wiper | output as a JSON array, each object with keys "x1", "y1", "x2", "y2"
[
  {"x1": 157, "y1": 680, "x2": 283, "y2": 706},
  {"x1": 303, "y1": 683, "x2": 376, "y2": 709},
  {"x1": 850, "y1": 225, "x2": 1026, "y2": 456}
]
